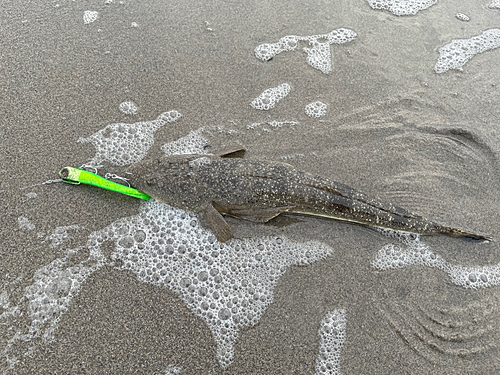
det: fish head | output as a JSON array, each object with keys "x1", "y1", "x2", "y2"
[{"x1": 126, "y1": 154, "x2": 215, "y2": 211}]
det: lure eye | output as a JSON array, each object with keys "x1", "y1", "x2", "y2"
[{"x1": 60, "y1": 168, "x2": 69, "y2": 178}]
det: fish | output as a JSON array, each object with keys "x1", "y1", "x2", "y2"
[{"x1": 126, "y1": 145, "x2": 491, "y2": 243}]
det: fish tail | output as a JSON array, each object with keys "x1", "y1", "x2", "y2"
[{"x1": 436, "y1": 225, "x2": 492, "y2": 242}]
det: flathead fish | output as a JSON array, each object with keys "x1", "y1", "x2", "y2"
[{"x1": 126, "y1": 146, "x2": 491, "y2": 243}]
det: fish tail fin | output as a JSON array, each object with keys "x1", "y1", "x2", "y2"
[{"x1": 436, "y1": 225, "x2": 492, "y2": 242}]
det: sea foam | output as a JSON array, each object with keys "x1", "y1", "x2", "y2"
[
  {"x1": 251, "y1": 83, "x2": 291, "y2": 111},
  {"x1": 305, "y1": 101, "x2": 327, "y2": 118},
  {"x1": 435, "y1": 29, "x2": 500, "y2": 74},
  {"x1": 255, "y1": 29, "x2": 356, "y2": 74},
  {"x1": 78, "y1": 110, "x2": 182, "y2": 166},
  {"x1": 366, "y1": 0, "x2": 437, "y2": 16},
  {"x1": 371, "y1": 231, "x2": 500, "y2": 289},
  {"x1": 316, "y1": 310, "x2": 347, "y2": 375}
]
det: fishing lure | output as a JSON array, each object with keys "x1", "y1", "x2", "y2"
[{"x1": 59, "y1": 166, "x2": 151, "y2": 200}]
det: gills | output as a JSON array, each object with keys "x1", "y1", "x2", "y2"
[{"x1": 126, "y1": 146, "x2": 491, "y2": 243}]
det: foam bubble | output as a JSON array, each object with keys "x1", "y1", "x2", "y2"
[
  {"x1": 281, "y1": 153, "x2": 306, "y2": 161},
  {"x1": 1, "y1": 244, "x2": 106, "y2": 369},
  {"x1": 119, "y1": 101, "x2": 138, "y2": 115},
  {"x1": 0, "y1": 291, "x2": 9, "y2": 309},
  {"x1": 303, "y1": 40, "x2": 333, "y2": 74},
  {"x1": 246, "y1": 120, "x2": 298, "y2": 133},
  {"x1": 165, "y1": 365, "x2": 182, "y2": 374},
  {"x1": 250, "y1": 83, "x2": 291, "y2": 111},
  {"x1": 83, "y1": 11, "x2": 98, "y2": 24},
  {"x1": 189, "y1": 156, "x2": 211, "y2": 168},
  {"x1": 255, "y1": 29, "x2": 356, "y2": 74},
  {"x1": 78, "y1": 110, "x2": 182, "y2": 166},
  {"x1": 42, "y1": 225, "x2": 80, "y2": 249},
  {"x1": 161, "y1": 128, "x2": 209, "y2": 156},
  {"x1": 305, "y1": 101, "x2": 327, "y2": 118},
  {"x1": 366, "y1": 0, "x2": 437, "y2": 16},
  {"x1": 108, "y1": 200, "x2": 333, "y2": 368},
  {"x1": 490, "y1": 0, "x2": 500, "y2": 9},
  {"x1": 435, "y1": 29, "x2": 500, "y2": 74},
  {"x1": 18, "y1": 216, "x2": 35, "y2": 231},
  {"x1": 455, "y1": 13, "x2": 470, "y2": 22},
  {"x1": 316, "y1": 310, "x2": 347, "y2": 375},
  {"x1": 447, "y1": 264, "x2": 500, "y2": 289},
  {"x1": 0, "y1": 245, "x2": 107, "y2": 368},
  {"x1": 0, "y1": 291, "x2": 21, "y2": 322},
  {"x1": 25, "y1": 253, "x2": 105, "y2": 342},
  {"x1": 255, "y1": 35, "x2": 300, "y2": 62},
  {"x1": 371, "y1": 231, "x2": 500, "y2": 289}
]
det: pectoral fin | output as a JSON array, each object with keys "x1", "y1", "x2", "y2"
[
  {"x1": 202, "y1": 204, "x2": 234, "y2": 243},
  {"x1": 216, "y1": 142, "x2": 246, "y2": 158},
  {"x1": 226, "y1": 206, "x2": 295, "y2": 223}
]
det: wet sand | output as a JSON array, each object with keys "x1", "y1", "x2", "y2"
[{"x1": 2, "y1": 0, "x2": 500, "y2": 374}]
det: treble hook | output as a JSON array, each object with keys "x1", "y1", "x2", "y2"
[
  {"x1": 79, "y1": 164, "x2": 103, "y2": 174},
  {"x1": 104, "y1": 173, "x2": 131, "y2": 187}
]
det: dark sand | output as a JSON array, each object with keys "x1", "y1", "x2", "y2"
[{"x1": 2, "y1": 0, "x2": 500, "y2": 374}]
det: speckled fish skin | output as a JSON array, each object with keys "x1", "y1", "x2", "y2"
[{"x1": 127, "y1": 154, "x2": 490, "y2": 241}]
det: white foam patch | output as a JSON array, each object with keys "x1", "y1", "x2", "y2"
[
  {"x1": 316, "y1": 310, "x2": 347, "y2": 375},
  {"x1": 250, "y1": 83, "x2": 291, "y2": 111},
  {"x1": 455, "y1": 13, "x2": 470, "y2": 22},
  {"x1": 165, "y1": 365, "x2": 182, "y2": 374},
  {"x1": 4, "y1": 202, "x2": 331, "y2": 370},
  {"x1": 435, "y1": 29, "x2": 500, "y2": 74},
  {"x1": 490, "y1": 0, "x2": 500, "y2": 9},
  {"x1": 107, "y1": 200, "x2": 332, "y2": 368},
  {"x1": 2, "y1": 202, "x2": 333, "y2": 370},
  {"x1": 1, "y1": 246, "x2": 106, "y2": 367},
  {"x1": 25, "y1": 192, "x2": 37, "y2": 199},
  {"x1": 42, "y1": 225, "x2": 80, "y2": 249},
  {"x1": 366, "y1": 0, "x2": 437, "y2": 16},
  {"x1": 371, "y1": 231, "x2": 500, "y2": 289},
  {"x1": 255, "y1": 29, "x2": 356, "y2": 74},
  {"x1": 303, "y1": 40, "x2": 333, "y2": 74},
  {"x1": 255, "y1": 35, "x2": 300, "y2": 61},
  {"x1": 78, "y1": 110, "x2": 182, "y2": 166},
  {"x1": 0, "y1": 291, "x2": 21, "y2": 322},
  {"x1": 18, "y1": 216, "x2": 35, "y2": 231},
  {"x1": 216, "y1": 124, "x2": 239, "y2": 136},
  {"x1": 119, "y1": 101, "x2": 138, "y2": 115},
  {"x1": 83, "y1": 10, "x2": 98, "y2": 24},
  {"x1": 281, "y1": 153, "x2": 306, "y2": 162},
  {"x1": 188, "y1": 156, "x2": 211, "y2": 168},
  {"x1": 305, "y1": 101, "x2": 327, "y2": 118},
  {"x1": 161, "y1": 128, "x2": 209, "y2": 156},
  {"x1": 246, "y1": 120, "x2": 298, "y2": 133},
  {"x1": 0, "y1": 291, "x2": 9, "y2": 309},
  {"x1": 24, "y1": 248, "x2": 105, "y2": 343}
]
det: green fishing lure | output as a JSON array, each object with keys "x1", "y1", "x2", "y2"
[{"x1": 59, "y1": 166, "x2": 151, "y2": 201}]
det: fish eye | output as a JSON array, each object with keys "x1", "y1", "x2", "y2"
[{"x1": 60, "y1": 168, "x2": 69, "y2": 178}]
